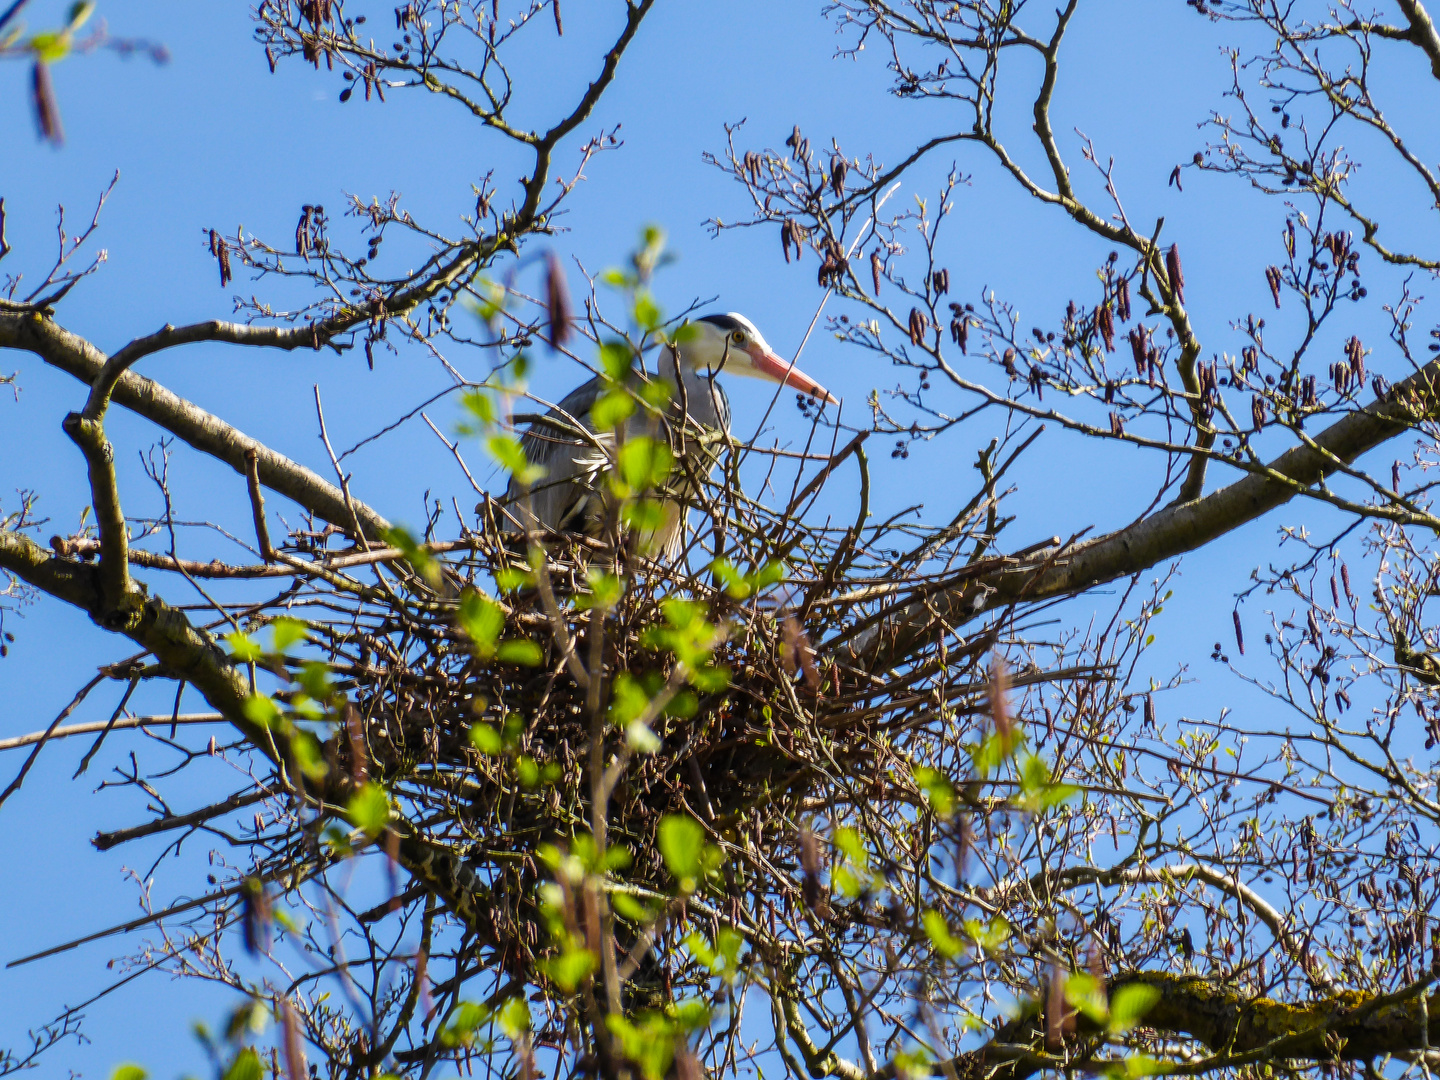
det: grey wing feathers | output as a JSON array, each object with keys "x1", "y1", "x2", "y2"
[
  {"x1": 505, "y1": 376, "x2": 609, "y2": 535},
  {"x1": 503, "y1": 371, "x2": 718, "y2": 557}
]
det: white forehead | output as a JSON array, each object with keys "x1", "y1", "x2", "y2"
[
  {"x1": 723, "y1": 312, "x2": 760, "y2": 337},
  {"x1": 700, "y1": 312, "x2": 767, "y2": 344}
]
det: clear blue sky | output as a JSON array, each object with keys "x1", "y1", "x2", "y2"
[{"x1": 2, "y1": 1, "x2": 1435, "y2": 1075}]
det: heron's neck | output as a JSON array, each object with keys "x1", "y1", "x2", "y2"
[{"x1": 658, "y1": 347, "x2": 727, "y2": 429}]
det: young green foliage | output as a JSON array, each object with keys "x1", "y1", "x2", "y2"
[{"x1": 658, "y1": 814, "x2": 723, "y2": 893}]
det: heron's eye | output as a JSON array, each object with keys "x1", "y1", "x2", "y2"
[{"x1": 732, "y1": 330, "x2": 745, "y2": 344}]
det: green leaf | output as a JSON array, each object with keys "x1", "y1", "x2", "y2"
[
  {"x1": 658, "y1": 814, "x2": 706, "y2": 888},
  {"x1": 592, "y1": 388, "x2": 635, "y2": 431},
  {"x1": 242, "y1": 693, "x2": 282, "y2": 729},
  {"x1": 833, "y1": 826, "x2": 868, "y2": 868},
  {"x1": 1065, "y1": 971, "x2": 1109, "y2": 1024},
  {"x1": 633, "y1": 291, "x2": 662, "y2": 332},
  {"x1": 626, "y1": 720, "x2": 661, "y2": 753},
  {"x1": 684, "y1": 930, "x2": 717, "y2": 969},
  {"x1": 67, "y1": 2, "x2": 95, "y2": 30},
  {"x1": 29, "y1": 32, "x2": 68, "y2": 63},
  {"x1": 224, "y1": 997, "x2": 270, "y2": 1040},
  {"x1": 1015, "y1": 752, "x2": 1079, "y2": 812},
  {"x1": 710, "y1": 559, "x2": 744, "y2": 597},
  {"x1": 962, "y1": 914, "x2": 1011, "y2": 955},
  {"x1": 609, "y1": 672, "x2": 650, "y2": 727},
  {"x1": 665, "y1": 691, "x2": 698, "y2": 718},
  {"x1": 600, "y1": 341, "x2": 634, "y2": 381},
  {"x1": 295, "y1": 660, "x2": 333, "y2": 703},
  {"x1": 709, "y1": 558, "x2": 786, "y2": 600},
  {"x1": 270, "y1": 616, "x2": 307, "y2": 653},
  {"x1": 487, "y1": 434, "x2": 545, "y2": 485},
  {"x1": 540, "y1": 944, "x2": 597, "y2": 992},
  {"x1": 502, "y1": 712, "x2": 524, "y2": 743},
  {"x1": 461, "y1": 389, "x2": 497, "y2": 426},
  {"x1": 922, "y1": 909, "x2": 964, "y2": 959},
  {"x1": 497, "y1": 997, "x2": 531, "y2": 1039},
  {"x1": 670, "y1": 998, "x2": 712, "y2": 1030},
  {"x1": 662, "y1": 599, "x2": 705, "y2": 631},
  {"x1": 639, "y1": 376, "x2": 675, "y2": 409},
  {"x1": 221, "y1": 1049, "x2": 262, "y2": 1080},
  {"x1": 470, "y1": 722, "x2": 503, "y2": 755},
  {"x1": 688, "y1": 665, "x2": 730, "y2": 692},
  {"x1": 497, "y1": 638, "x2": 543, "y2": 665},
  {"x1": 322, "y1": 824, "x2": 354, "y2": 856},
  {"x1": 969, "y1": 728, "x2": 1024, "y2": 778},
  {"x1": 1109, "y1": 983, "x2": 1162, "y2": 1033},
  {"x1": 494, "y1": 566, "x2": 534, "y2": 592},
  {"x1": 612, "y1": 891, "x2": 655, "y2": 923},
  {"x1": 347, "y1": 781, "x2": 390, "y2": 838},
  {"x1": 290, "y1": 729, "x2": 329, "y2": 780},
  {"x1": 617, "y1": 437, "x2": 674, "y2": 491},
  {"x1": 913, "y1": 765, "x2": 956, "y2": 818},
  {"x1": 893, "y1": 1048, "x2": 935, "y2": 1080},
  {"x1": 289, "y1": 694, "x2": 324, "y2": 722},
  {"x1": 383, "y1": 526, "x2": 441, "y2": 587},
  {"x1": 600, "y1": 268, "x2": 631, "y2": 288},
  {"x1": 686, "y1": 928, "x2": 744, "y2": 981},
  {"x1": 458, "y1": 590, "x2": 505, "y2": 657},
  {"x1": 1099, "y1": 1055, "x2": 1173, "y2": 1079},
  {"x1": 111, "y1": 1067, "x2": 149, "y2": 1080},
  {"x1": 606, "y1": 1015, "x2": 667, "y2": 1080},
  {"x1": 576, "y1": 570, "x2": 623, "y2": 611},
  {"x1": 622, "y1": 497, "x2": 668, "y2": 533},
  {"x1": 226, "y1": 631, "x2": 263, "y2": 662},
  {"x1": 756, "y1": 561, "x2": 787, "y2": 591},
  {"x1": 830, "y1": 865, "x2": 857, "y2": 897},
  {"x1": 439, "y1": 1001, "x2": 492, "y2": 1048}
]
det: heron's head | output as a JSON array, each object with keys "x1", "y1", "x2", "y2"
[{"x1": 681, "y1": 313, "x2": 839, "y2": 406}]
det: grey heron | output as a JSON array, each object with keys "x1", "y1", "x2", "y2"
[{"x1": 505, "y1": 312, "x2": 838, "y2": 558}]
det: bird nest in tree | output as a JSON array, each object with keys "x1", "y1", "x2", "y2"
[{"x1": 56, "y1": 424, "x2": 1124, "y2": 1060}]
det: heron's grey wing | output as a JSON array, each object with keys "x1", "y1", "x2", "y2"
[{"x1": 505, "y1": 375, "x2": 608, "y2": 534}]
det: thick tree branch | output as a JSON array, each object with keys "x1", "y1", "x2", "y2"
[
  {"x1": 874, "y1": 973, "x2": 1440, "y2": 1080},
  {"x1": 1397, "y1": 0, "x2": 1440, "y2": 79},
  {"x1": 91, "y1": 788, "x2": 270, "y2": 851},
  {"x1": 59, "y1": 411, "x2": 137, "y2": 629},
  {"x1": 0, "y1": 311, "x2": 392, "y2": 540},
  {"x1": 0, "y1": 526, "x2": 491, "y2": 934},
  {"x1": 853, "y1": 361, "x2": 1440, "y2": 665}
]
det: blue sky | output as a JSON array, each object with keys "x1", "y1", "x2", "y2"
[{"x1": 2, "y1": 1, "x2": 1437, "y2": 1075}]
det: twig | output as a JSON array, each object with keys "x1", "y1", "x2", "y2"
[
  {"x1": 0, "y1": 712, "x2": 224, "y2": 752},
  {"x1": 0, "y1": 671, "x2": 107, "y2": 810},
  {"x1": 92, "y1": 788, "x2": 270, "y2": 851},
  {"x1": 244, "y1": 447, "x2": 276, "y2": 562},
  {"x1": 73, "y1": 672, "x2": 140, "y2": 777}
]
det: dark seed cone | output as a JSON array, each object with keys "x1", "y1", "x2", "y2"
[
  {"x1": 1097, "y1": 303, "x2": 1114, "y2": 352},
  {"x1": 31, "y1": 62, "x2": 63, "y2": 145},
  {"x1": 908, "y1": 308, "x2": 928, "y2": 346},
  {"x1": 1166, "y1": 243, "x2": 1185, "y2": 303},
  {"x1": 544, "y1": 252, "x2": 574, "y2": 349}
]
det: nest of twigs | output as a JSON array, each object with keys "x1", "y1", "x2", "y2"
[{"x1": 242, "y1": 452, "x2": 1010, "y2": 1023}]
